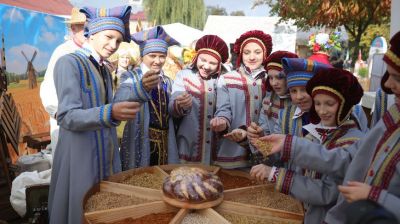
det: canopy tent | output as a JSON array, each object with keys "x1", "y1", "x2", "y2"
[{"x1": 162, "y1": 23, "x2": 204, "y2": 47}]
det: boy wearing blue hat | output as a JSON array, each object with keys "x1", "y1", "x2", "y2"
[
  {"x1": 48, "y1": 6, "x2": 140, "y2": 224},
  {"x1": 114, "y1": 26, "x2": 180, "y2": 169}
]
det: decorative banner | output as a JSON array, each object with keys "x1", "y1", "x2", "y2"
[{"x1": 0, "y1": 4, "x2": 67, "y2": 76}]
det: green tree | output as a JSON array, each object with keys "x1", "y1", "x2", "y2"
[
  {"x1": 253, "y1": 0, "x2": 391, "y2": 64},
  {"x1": 206, "y1": 5, "x2": 228, "y2": 16},
  {"x1": 230, "y1": 10, "x2": 245, "y2": 16},
  {"x1": 358, "y1": 24, "x2": 390, "y2": 59},
  {"x1": 143, "y1": 0, "x2": 206, "y2": 29}
]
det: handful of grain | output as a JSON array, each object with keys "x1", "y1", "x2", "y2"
[{"x1": 253, "y1": 139, "x2": 273, "y2": 157}]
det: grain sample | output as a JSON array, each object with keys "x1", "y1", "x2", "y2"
[
  {"x1": 217, "y1": 171, "x2": 259, "y2": 190},
  {"x1": 253, "y1": 139, "x2": 273, "y2": 157},
  {"x1": 85, "y1": 191, "x2": 151, "y2": 212},
  {"x1": 226, "y1": 187, "x2": 301, "y2": 213},
  {"x1": 100, "y1": 212, "x2": 177, "y2": 224},
  {"x1": 181, "y1": 212, "x2": 213, "y2": 224},
  {"x1": 122, "y1": 172, "x2": 164, "y2": 189},
  {"x1": 220, "y1": 212, "x2": 298, "y2": 224}
]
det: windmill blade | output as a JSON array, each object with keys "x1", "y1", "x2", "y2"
[
  {"x1": 31, "y1": 50, "x2": 37, "y2": 62},
  {"x1": 21, "y1": 51, "x2": 29, "y2": 62}
]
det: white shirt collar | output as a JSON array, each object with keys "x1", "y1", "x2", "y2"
[
  {"x1": 82, "y1": 42, "x2": 102, "y2": 65},
  {"x1": 303, "y1": 123, "x2": 337, "y2": 142},
  {"x1": 292, "y1": 106, "x2": 306, "y2": 120},
  {"x1": 278, "y1": 94, "x2": 290, "y2": 99}
]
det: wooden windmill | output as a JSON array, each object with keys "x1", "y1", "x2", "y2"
[{"x1": 21, "y1": 50, "x2": 37, "y2": 89}]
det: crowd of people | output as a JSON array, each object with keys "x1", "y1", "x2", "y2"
[{"x1": 39, "y1": 5, "x2": 400, "y2": 224}]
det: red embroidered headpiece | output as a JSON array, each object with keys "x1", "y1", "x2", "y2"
[
  {"x1": 306, "y1": 68, "x2": 363, "y2": 125},
  {"x1": 191, "y1": 35, "x2": 229, "y2": 76},
  {"x1": 382, "y1": 31, "x2": 400, "y2": 94},
  {"x1": 233, "y1": 30, "x2": 273, "y2": 69}
]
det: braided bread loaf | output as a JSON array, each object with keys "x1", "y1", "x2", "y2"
[{"x1": 163, "y1": 167, "x2": 223, "y2": 203}]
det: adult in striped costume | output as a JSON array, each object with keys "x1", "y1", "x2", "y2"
[
  {"x1": 169, "y1": 35, "x2": 229, "y2": 165},
  {"x1": 114, "y1": 26, "x2": 180, "y2": 169},
  {"x1": 48, "y1": 6, "x2": 139, "y2": 224}
]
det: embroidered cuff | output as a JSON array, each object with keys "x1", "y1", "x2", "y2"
[
  {"x1": 275, "y1": 168, "x2": 294, "y2": 195},
  {"x1": 367, "y1": 185, "x2": 382, "y2": 202},
  {"x1": 281, "y1": 135, "x2": 293, "y2": 162},
  {"x1": 100, "y1": 104, "x2": 118, "y2": 127},
  {"x1": 268, "y1": 166, "x2": 279, "y2": 183}
]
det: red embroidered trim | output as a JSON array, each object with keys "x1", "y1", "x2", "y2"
[
  {"x1": 372, "y1": 114, "x2": 397, "y2": 161},
  {"x1": 282, "y1": 135, "x2": 293, "y2": 162},
  {"x1": 240, "y1": 74, "x2": 252, "y2": 126},
  {"x1": 367, "y1": 186, "x2": 382, "y2": 202},
  {"x1": 281, "y1": 170, "x2": 294, "y2": 194},
  {"x1": 381, "y1": 150, "x2": 400, "y2": 188}
]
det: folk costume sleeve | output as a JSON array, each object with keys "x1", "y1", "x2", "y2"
[
  {"x1": 55, "y1": 55, "x2": 117, "y2": 130},
  {"x1": 169, "y1": 70, "x2": 191, "y2": 117},
  {"x1": 214, "y1": 75, "x2": 232, "y2": 124},
  {"x1": 114, "y1": 69, "x2": 152, "y2": 103},
  {"x1": 275, "y1": 168, "x2": 340, "y2": 206},
  {"x1": 281, "y1": 135, "x2": 358, "y2": 179}
]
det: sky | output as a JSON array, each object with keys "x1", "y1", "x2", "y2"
[
  {"x1": 0, "y1": 5, "x2": 67, "y2": 74},
  {"x1": 70, "y1": 0, "x2": 270, "y2": 17}
]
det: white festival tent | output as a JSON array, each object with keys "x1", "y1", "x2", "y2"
[{"x1": 162, "y1": 23, "x2": 204, "y2": 47}]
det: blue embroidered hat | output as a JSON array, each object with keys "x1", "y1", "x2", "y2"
[
  {"x1": 131, "y1": 26, "x2": 180, "y2": 56},
  {"x1": 80, "y1": 6, "x2": 132, "y2": 42},
  {"x1": 283, "y1": 58, "x2": 331, "y2": 89}
]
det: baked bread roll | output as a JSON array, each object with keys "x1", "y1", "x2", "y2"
[{"x1": 163, "y1": 167, "x2": 223, "y2": 203}]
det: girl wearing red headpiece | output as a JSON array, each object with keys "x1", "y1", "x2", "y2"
[
  {"x1": 247, "y1": 51, "x2": 298, "y2": 140},
  {"x1": 169, "y1": 35, "x2": 229, "y2": 165},
  {"x1": 210, "y1": 30, "x2": 273, "y2": 169}
]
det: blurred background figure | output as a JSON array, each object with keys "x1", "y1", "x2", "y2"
[
  {"x1": 110, "y1": 42, "x2": 139, "y2": 91},
  {"x1": 39, "y1": 7, "x2": 86, "y2": 157}
]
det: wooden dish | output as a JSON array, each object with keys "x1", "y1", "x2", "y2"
[{"x1": 162, "y1": 195, "x2": 224, "y2": 209}]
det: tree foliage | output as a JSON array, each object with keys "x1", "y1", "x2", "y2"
[
  {"x1": 230, "y1": 10, "x2": 245, "y2": 16},
  {"x1": 143, "y1": 0, "x2": 206, "y2": 29},
  {"x1": 206, "y1": 5, "x2": 228, "y2": 16},
  {"x1": 253, "y1": 0, "x2": 391, "y2": 63}
]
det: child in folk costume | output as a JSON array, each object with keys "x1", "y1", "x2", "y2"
[
  {"x1": 274, "y1": 58, "x2": 331, "y2": 137},
  {"x1": 169, "y1": 35, "x2": 229, "y2": 165},
  {"x1": 114, "y1": 26, "x2": 180, "y2": 170},
  {"x1": 250, "y1": 58, "x2": 330, "y2": 175},
  {"x1": 48, "y1": 6, "x2": 140, "y2": 224},
  {"x1": 210, "y1": 30, "x2": 273, "y2": 169},
  {"x1": 247, "y1": 51, "x2": 298, "y2": 140},
  {"x1": 252, "y1": 68, "x2": 365, "y2": 224},
  {"x1": 256, "y1": 31, "x2": 400, "y2": 224}
]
